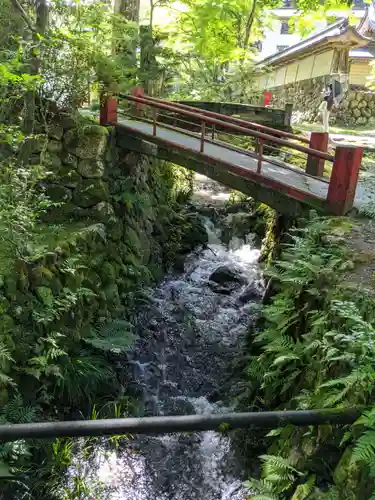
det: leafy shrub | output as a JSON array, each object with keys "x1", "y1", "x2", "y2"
[{"x1": 244, "y1": 214, "x2": 375, "y2": 498}]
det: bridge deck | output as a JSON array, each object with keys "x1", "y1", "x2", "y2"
[{"x1": 118, "y1": 118, "x2": 372, "y2": 212}]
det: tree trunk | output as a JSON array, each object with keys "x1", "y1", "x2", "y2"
[
  {"x1": 114, "y1": 0, "x2": 140, "y2": 22},
  {"x1": 19, "y1": 0, "x2": 48, "y2": 165}
]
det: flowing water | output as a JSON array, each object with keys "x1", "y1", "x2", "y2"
[{"x1": 67, "y1": 180, "x2": 263, "y2": 499}]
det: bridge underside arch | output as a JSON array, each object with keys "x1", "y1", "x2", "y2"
[{"x1": 116, "y1": 128, "x2": 324, "y2": 217}]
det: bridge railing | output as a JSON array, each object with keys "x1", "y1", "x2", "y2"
[
  {"x1": 131, "y1": 95, "x2": 309, "y2": 144},
  {"x1": 117, "y1": 94, "x2": 333, "y2": 173},
  {"x1": 103, "y1": 95, "x2": 363, "y2": 215}
]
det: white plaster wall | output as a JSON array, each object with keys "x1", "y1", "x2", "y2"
[{"x1": 259, "y1": 9, "x2": 366, "y2": 59}]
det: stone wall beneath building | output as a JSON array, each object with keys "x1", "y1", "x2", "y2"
[{"x1": 269, "y1": 76, "x2": 375, "y2": 127}]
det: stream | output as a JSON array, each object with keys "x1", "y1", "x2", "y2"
[{"x1": 66, "y1": 178, "x2": 263, "y2": 499}]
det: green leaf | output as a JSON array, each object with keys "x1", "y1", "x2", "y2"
[{"x1": 0, "y1": 462, "x2": 13, "y2": 478}]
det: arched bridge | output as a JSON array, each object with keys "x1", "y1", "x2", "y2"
[{"x1": 100, "y1": 95, "x2": 369, "y2": 216}]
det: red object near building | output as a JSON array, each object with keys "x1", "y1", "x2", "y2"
[{"x1": 263, "y1": 91, "x2": 272, "y2": 106}]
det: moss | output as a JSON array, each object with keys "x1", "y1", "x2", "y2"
[
  {"x1": 35, "y1": 286, "x2": 54, "y2": 307},
  {"x1": 99, "y1": 262, "x2": 117, "y2": 284},
  {"x1": 73, "y1": 179, "x2": 110, "y2": 208}
]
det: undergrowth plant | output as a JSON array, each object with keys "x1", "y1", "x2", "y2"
[{"x1": 244, "y1": 213, "x2": 375, "y2": 499}]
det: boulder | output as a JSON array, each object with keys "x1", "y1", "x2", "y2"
[
  {"x1": 357, "y1": 116, "x2": 368, "y2": 125},
  {"x1": 64, "y1": 124, "x2": 108, "y2": 159},
  {"x1": 209, "y1": 265, "x2": 247, "y2": 294},
  {"x1": 61, "y1": 151, "x2": 78, "y2": 168},
  {"x1": 73, "y1": 179, "x2": 110, "y2": 208},
  {"x1": 59, "y1": 166, "x2": 81, "y2": 188},
  {"x1": 100, "y1": 261, "x2": 117, "y2": 284},
  {"x1": 362, "y1": 108, "x2": 372, "y2": 118},
  {"x1": 47, "y1": 123, "x2": 64, "y2": 141},
  {"x1": 77, "y1": 158, "x2": 105, "y2": 178},
  {"x1": 46, "y1": 183, "x2": 72, "y2": 203},
  {"x1": 238, "y1": 282, "x2": 262, "y2": 304},
  {"x1": 28, "y1": 134, "x2": 48, "y2": 153},
  {"x1": 42, "y1": 151, "x2": 62, "y2": 170},
  {"x1": 47, "y1": 139, "x2": 63, "y2": 154},
  {"x1": 91, "y1": 201, "x2": 115, "y2": 220}
]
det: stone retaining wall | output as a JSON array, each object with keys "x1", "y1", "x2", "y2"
[
  {"x1": 0, "y1": 112, "x2": 207, "y2": 406},
  {"x1": 269, "y1": 76, "x2": 375, "y2": 126}
]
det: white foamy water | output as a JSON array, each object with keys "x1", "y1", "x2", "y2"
[{"x1": 63, "y1": 180, "x2": 262, "y2": 499}]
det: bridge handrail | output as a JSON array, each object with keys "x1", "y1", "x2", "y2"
[
  {"x1": 132, "y1": 94, "x2": 310, "y2": 145},
  {"x1": 120, "y1": 94, "x2": 334, "y2": 163}
]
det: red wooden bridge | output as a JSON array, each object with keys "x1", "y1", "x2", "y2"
[{"x1": 100, "y1": 94, "x2": 370, "y2": 216}]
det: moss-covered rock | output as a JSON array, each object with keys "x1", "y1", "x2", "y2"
[
  {"x1": 73, "y1": 179, "x2": 110, "y2": 208},
  {"x1": 47, "y1": 123, "x2": 63, "y2": 141},
  {"x1": 64, "y1": 125, "x2": 108, "y2": 159},
  {"x1": 99, "y1": 262, "x2": 117, "y2": 284},
  {"x1": 29, "y1": 134, "x2": 48, "y2": 153},
  {"x1": 35, "y1": 286, "x2": 54, "y2": 307},
  {"x1": 91, "y1": 201, "x2": 115, "y2": 221},
  {"x1": 47, "y1": 140, "x2": 63, "y2": 154},
  {"x1": 61, "y1": 151, "x2": 78, "y2": 168},
  {"x1": 59, "y1": 167, "x2": 81, "y2": 188},
  {"x1": 77, "y1": 159, "x2": 105, "y2": 178},
  {"x1": 104, "y1": 283, "x2": 121, "y2": 311},
  {"x1": 42, "y1": 151, "x2": 62, "y2": 170},
  {"x1": 4, "y1": 277, "x2": 18, "y2": 301},
  {"x1": 46, "y1": 184, "x2": 72, "y2": 203}
]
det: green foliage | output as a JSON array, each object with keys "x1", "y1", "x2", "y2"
[
  {"x1": 349, "y1": 407, "x2": 375, "y2": 497},
  {"x1": 53, "y1": 349, "x2": 115, "y2": 405},
  {"x1": 84, "y1": 319, "x2": 136, "y2": 354},
  {"x1": 244, "y1": 214, "x2": 375, "y2": 498},
  {"x1": 43, "y1": 0, "x2": 139, "y2": 108}
]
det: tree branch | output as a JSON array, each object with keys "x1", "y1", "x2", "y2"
[
  {"x1": 10, "y1": 0, "x2": 36, "y2": 33},
  {"x1": 243, "y1": 0, "x2": 256, "y2": 49}
]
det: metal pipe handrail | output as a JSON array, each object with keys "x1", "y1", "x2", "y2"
[
  {"x1": 0, "y1": 409, "x2": 360, "y2": 442},
  {"x1": 120, "y1": 94, "x2": 334, "y2": 163},
  {"x1": 139, "y1": 94, "x2": 310, "y2": 144}
]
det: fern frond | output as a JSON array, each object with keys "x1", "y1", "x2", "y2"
[
  {"x1": 5, "y1": 395, "x2": 37, "y2": 424},
  {"x1": 351, "y1": 430, "x2": 375, "y2": 465},
  {"x1": 291, "y1": 475, "x2": 316, "y2": 500},
  {"x1": 84, "y1": 320, "x2": 136, "y2": 354}
]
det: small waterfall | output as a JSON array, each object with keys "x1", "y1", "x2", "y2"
[{"x1": 65, "y1": 180, "x2": 263, "y2": 499}]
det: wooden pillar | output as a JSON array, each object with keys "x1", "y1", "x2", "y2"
[
  {"x1": 100, "y1": 97, "x2": 117, "y2": 126},
  {"x1": 326, "y1": 145, "x2": 363, "y2": 215},
  {"x1": 306, "y1": 132, "x2": 329, "y2": 177}
]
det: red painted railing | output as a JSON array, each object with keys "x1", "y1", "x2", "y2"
[
  {"x1": 101, "y1": 95, "x2": 363, "y2": 215},
  {"x1": 135, "y1": 95, "x2": 310, "y2": 144}
]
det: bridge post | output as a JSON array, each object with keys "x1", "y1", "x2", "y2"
[
  {"x1": 100, "y1": 96, "x2": 118, "y2": 126},
  {"x1": 306, "y1": 132, "x2": 328, "y2": 177},
  {"x1": 327, "y1": 145, "x2": 363, "y2": 215}
]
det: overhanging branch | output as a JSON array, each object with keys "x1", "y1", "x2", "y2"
[{"x1": 10, "y1": 0, "x2": 36, "y2": 33}]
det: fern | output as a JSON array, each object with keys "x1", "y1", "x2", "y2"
[
  {"x1": 245, "y1": 478, "x2": 278, "y2": 499},
  {"x1": 5, "y1": 394, "x2": 37, "y2": 424},
  {"x1": 291, "y1": 475, "x2": 315, "y2": 500},
  {"x1": 351, "y1": 430, "x2": 375, "y2": 464},
  {"x1": 55, "y1": 349, "x2": 115, "y2": 404},
  {"x1": 241, "y1": 214, "x2": 375, "y2": 498},
  {"x1": 84, "y1": 320, "x2": 136, "y2": 354}
]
